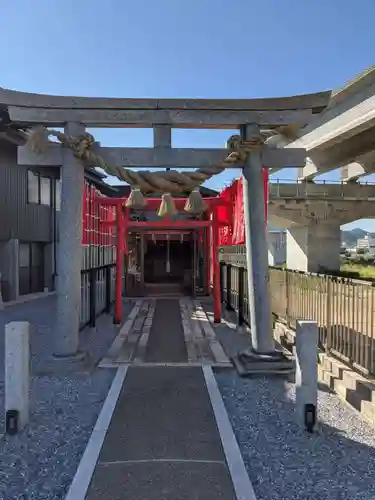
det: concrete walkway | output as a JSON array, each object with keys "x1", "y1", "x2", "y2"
[
  {"x1": 85, "y1": 366, "x2": 237, "y2": 499},
  {"x1": 66, "y1": 299, "x2": 254, "y2": 500}
]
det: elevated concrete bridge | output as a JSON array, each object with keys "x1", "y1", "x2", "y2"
[
  {"x1": 267, "y1": 65, "x2": 375, "y2": 273},
  {"x1": 277, "y1": 65, "x2": 375, "y2": 183},
  {"x1": 268, "y1": 180, "x2": 375, "y2": 273}
]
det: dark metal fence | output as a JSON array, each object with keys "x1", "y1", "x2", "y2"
[
  {"x1": 219, "y1": 256, "x2": 375, "y2": 376},
  {"x1": 79, "y1": 245, "x2": 116, "y2": 329}
]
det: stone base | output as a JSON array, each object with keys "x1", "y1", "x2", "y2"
[
  {"x1": 231, "y1": 347, "x2": 294, "y2": 377},
  {"x1": 52, "y1": 350, "x2": 86, "y2": 363}
]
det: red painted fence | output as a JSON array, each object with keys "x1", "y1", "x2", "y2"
[{"x1": 82, "y1": 182, "x2": 116, "y2": 248}]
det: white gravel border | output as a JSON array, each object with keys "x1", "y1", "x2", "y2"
[{"x1": 65, "y1": 366, "x2": 128, "y2": 500}]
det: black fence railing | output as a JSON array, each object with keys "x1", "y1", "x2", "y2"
[
  {"x1": 219, "y1": 261, "x2": 251, "y2": 327},
  {"x1": 80, "y1": 263, "x2": 116, "y2": 329},
  {"x1": 219, "y1": 255, "x2": 375, "y2": 377}
]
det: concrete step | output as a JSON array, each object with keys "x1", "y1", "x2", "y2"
[{"x1": 361, "y1": 400, "x2": 375, "y2": 426}]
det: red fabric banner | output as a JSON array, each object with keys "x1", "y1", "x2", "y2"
[
  {"x1": 218, "y1": 169, "x2": 269, "y2": 246},
  {"x1": 232, "y1": 179, "x2": 244, "y2": 245}
]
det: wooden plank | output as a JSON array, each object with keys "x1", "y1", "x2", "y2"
[
  {"x1": 18, "y1": 144, "x2": 305, "y2": 168},
  {"x1": 0, "y1": 87, "x2": 331, "y2": 111},
  {"x1": 9, "y1": 106, "x2": 313, "y2": 128}
]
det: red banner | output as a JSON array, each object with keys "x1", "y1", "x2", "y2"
[{"x1": 218, "y1": 169, "x2": 268, "y2": 246}]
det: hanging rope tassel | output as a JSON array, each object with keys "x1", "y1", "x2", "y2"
[
  {"x1": 157, "y1": 193, "x2": 178, "y2": 217},
  {"x1": 28, "y1": 126, "x2": 50, "y2": 154},
  {"x1": 184, "y1": 188, "x2": 207, "y2": 214},
  {"x1": 125, "y1": 188, "x2": 147, "y2": 209}
]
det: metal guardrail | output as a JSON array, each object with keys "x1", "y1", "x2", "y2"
[
  {"x1": 271, "y1": 179, "x2": 375, "y2": 185},
  {"x1": 219, "y1": 256, "x2": 375, "y2": 376},
  {"x1": 269, "y1": 179, "x2": 375, "y2": 199}
]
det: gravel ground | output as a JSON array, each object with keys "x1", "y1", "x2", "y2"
[
  {"x1": 0, "y1": 370, "x2": 114, "y2": 500},
  {"x1": 205, "y1": 302, "x2": 375, "y2": 500},
  {"x1": 0, "y1": 296, "x2": 135, "y2": 499},
  {"x1": 0, "y1": 295, "x2": 135, "y2": 377}
]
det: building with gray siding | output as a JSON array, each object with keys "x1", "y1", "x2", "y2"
[{"x1": 0, "y1": 134, "x2": 117, "y2": 302}]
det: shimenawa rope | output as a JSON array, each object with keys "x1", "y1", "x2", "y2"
[{"x1": 27, "y1": 125, "x2": 294, "y2": 216}]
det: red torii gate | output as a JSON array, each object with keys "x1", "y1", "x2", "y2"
[{"x1": 96, "y1": 195, "x2": 228, "y2": 325}]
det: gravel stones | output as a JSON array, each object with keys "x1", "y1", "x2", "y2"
[{"x1": 0, "y1": 370, "x2": 114, "y2": 500}]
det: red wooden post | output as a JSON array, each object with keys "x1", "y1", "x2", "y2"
[
  {"x1": 205, "y1": 225, "x2": 211, "y2": 295},
  {"x1": 123, "y1": 207, "x2": 129, "y2": 254},
  {"x1": 114, "y1": 202, "x2": 124, "y2": 324},
  {"x1": 212, "y1": 208, "x2": 221, "y2": 323}
]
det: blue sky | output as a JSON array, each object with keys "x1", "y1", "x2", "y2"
[{"x1": 1, "y1": 0, "x2": 375, "y2": 230}]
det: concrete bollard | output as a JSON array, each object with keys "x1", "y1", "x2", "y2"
[
  {"x1": 295, "y1": 320, "x2": 318, "y2": 433},
  {"x1": 5, "y1": 321, "x2": 30, "y2": 432}
]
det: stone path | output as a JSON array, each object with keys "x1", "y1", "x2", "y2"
[
  {"x1": 84, "y1": 366, "x2": 238, "y2": 500},
  {"x1": 100, "y1": 298, "x2": 231, "y2": 368},
  {"x1": 67, "y1": 299, "x2": 253, "y2": 500}
]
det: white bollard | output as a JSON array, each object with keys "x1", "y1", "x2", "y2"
[
  {"x1": 295, "y1": 320, "x2": 318, "y2": 432},
  {"x1": 5, "y1": 321, "x2": 30, "y2": 431}
]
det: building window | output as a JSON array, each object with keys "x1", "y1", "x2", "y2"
[
  {"x1": 40, "y1": 177, "x2": 51, "y2": 205},
  {"x1": 27, "y1": 170, "x2": 52, "y2": 206},
  {"x1": 19, "y1": 242, "x2": 44, "y2": 295},
  {"x1": 27, "y1": 171, "x2": 39, "y2": 203},
  {"x1": 55, "y1": 179, "x2": 61, "y2": 211}
]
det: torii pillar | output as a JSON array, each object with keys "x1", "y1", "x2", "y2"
[
  {"x1": 54, "y1": 122, "x2": 86, "y2": 358},
  {"x1": 240, "y1": 123, "x2": 300, "y2": 367},
  {"x1": 242, "y1": 124, "x2": 274, "y2": 353}
]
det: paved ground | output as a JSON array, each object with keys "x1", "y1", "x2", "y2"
[
  {"x1": 85, "y1": 299, "x2": 238, "y2": 500},
  {"x1": 3, "y1": 295, "x2": 375, "y2": 499},
  {"x1": 145, "y1": 299, "x2": 187, "y2": 363},
  {"x1": 86, "y1": 366, "x2": 236, "y2": 500}
]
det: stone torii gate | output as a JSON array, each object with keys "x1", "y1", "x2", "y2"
[{"x1": 1, "y1": 88, "x2": 331, "y2": 364}]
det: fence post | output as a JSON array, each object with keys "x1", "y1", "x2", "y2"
[
  {"x1": 220, "y1": 262, "x2": 225, "y2": 304},
  {"x1": 326, "y1": 277, "x2": 332, "y2": 351},
  {"x1": 226, "y1": 263, "x2": 232, "y2": 310},
  {"x1": 285, "y1": 269, "x2": 290, "y2": 326},
  {"x1": 238, "y1": 266, "x2": 244, "y2": 326},
  {"x1": 89, "y1": 267, "x2": 97, "y2": 328},
  {"x1": 105, "y1": 265, "x2": 111, "y2": 314}
]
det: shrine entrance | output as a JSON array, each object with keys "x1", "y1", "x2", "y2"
[
  {"x1": 127, "y1": 223, "x2": 206, "y2": 298},
  {"x1": 144, "y1": 231, "x2": 193, "y2": 292}
]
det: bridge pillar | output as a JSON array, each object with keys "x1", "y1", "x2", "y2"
[
  {"x1": 268, "y1": 231, "x2": 286, "y2": 267},
  {"x1": 286, "y1": 223, "x2": 341, "y2": 273}
]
